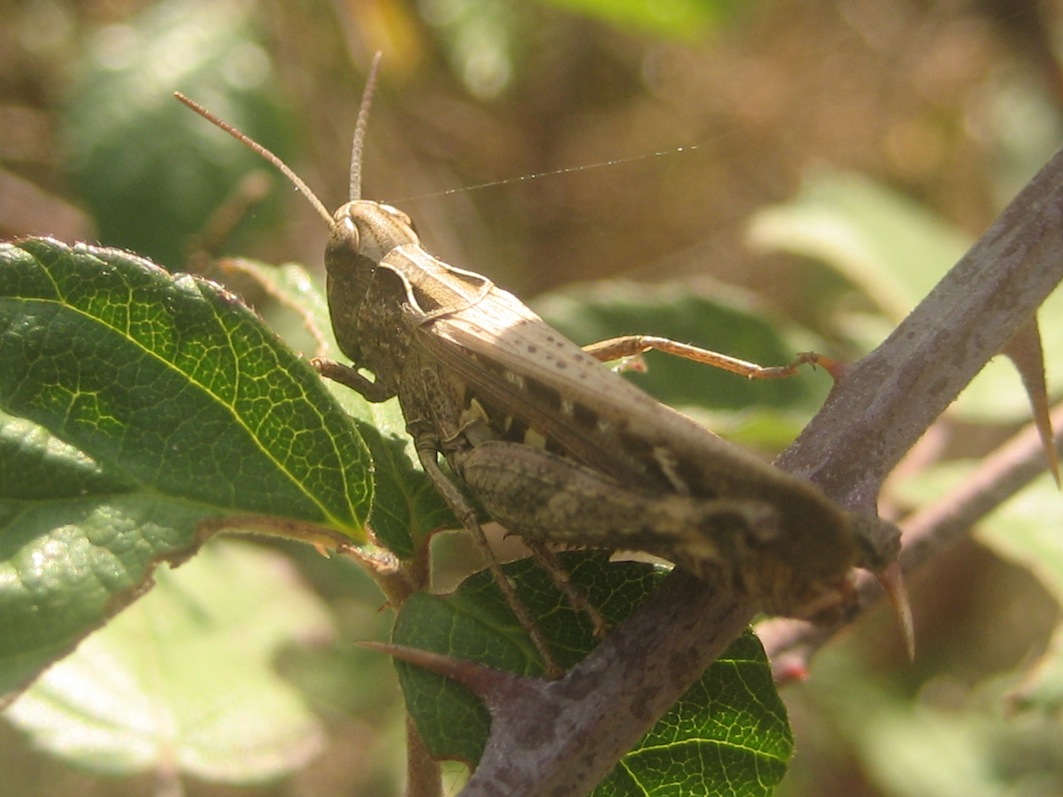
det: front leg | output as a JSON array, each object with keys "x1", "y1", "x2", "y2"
[{"x1": 313, "y1": 357, "x2": 394, "y2": 402}]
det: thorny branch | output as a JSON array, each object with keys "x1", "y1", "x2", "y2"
[
  {"x1": 458, "y1": 146, "x2": 1063, "y2": 797},
  {"x1": 760, "y1": 403, "x2": 1063, "y2": 680}
]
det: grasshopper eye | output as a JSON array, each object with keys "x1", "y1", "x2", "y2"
[
  {"x1": 337, "y1": 215, "x2": 361, "y2": 249},
  {"x1": 326, "y1": 214, "x2": 361, "y2": 267}
]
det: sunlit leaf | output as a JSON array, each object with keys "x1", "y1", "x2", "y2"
[
  {"x1": 0, "y1": 239, "x2": 371, "y2": 698},
  {"x1": 5, "y1": 542, "x2": 331, "y2": 782}
]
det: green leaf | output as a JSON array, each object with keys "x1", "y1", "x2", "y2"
[
  {"x1": 805, "y1": 658, "x2": 1005, "y2": 797},
  {"x1": 352, "y1": 414, "x2": 458, "y2": 559},
  {"x1": 0, "y1": 239, "x2": 370, "y2": 529},
  {"x1": 395, "y1": 556, "x2": 620, "y2": 766},
  {"x1": 748, "y1": 170, "x2": 1063, "y2": 424},
  {"x1": 0, "y1": 427, "x2": 207, "y2": 700},
  {"x1": 975, "y1": 474, "x2": 1063, "y2": 606},
  {"x1": 892, "y1": 462, "x2": 1063, "y2": 719},
  {"x1": 893, "y1": 462, "x2": 1063, "y2": 605},
  {"x1": 597, "y1": 631, "x2": 791, "y2": 797},
  {"x1": 5, "y1": 541, "x2": 331, "y2": 782},
  {"x1": 233, "y1": 259, "x2": 457, "y2": 558},
  {"x1": 62, "y1": 0, "x2": 290, "y2": 269},
  {"x1": 538, "y1": 0, "x2": 742, "y2": 38},
  {"x1": 393, "y1": 553, "x2": 792, "y2": 793},
  {"x1": 801, "y1": 643, "x2": 1063, "y2": 797},
  {"x1": 748, "y1": 170, "x2": 971, "y2": 319},
  {"x1": 0, "y1": 239, "x2": 371, "y2": 697}
]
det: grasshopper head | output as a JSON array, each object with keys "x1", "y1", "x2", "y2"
[
  {"x1": 324, "y1": 200, "x2": 421, "y2": 362},
  {"x1": 328, "y1": 201, "x2": 420, "y2": 262}
]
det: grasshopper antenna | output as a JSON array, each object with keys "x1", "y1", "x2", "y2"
[
  {"x1": 349, "y1": 51, "x2": 382, "y2": 202},
  {"x1": 174, "y1": 91, "x2": 334, "y2": 227}
]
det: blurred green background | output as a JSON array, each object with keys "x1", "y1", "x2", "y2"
[{"x1": 3, "y1": 0, "x2": 1063, "y2": 795}]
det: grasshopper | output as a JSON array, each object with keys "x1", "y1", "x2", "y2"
[{"x1": 176, "y1": 55, "x2": 907, "y2": 671}]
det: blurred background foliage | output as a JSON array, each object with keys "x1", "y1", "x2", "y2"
[{"x1": 3, "y1": 0, "x2": 1063, "y2": 794}]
